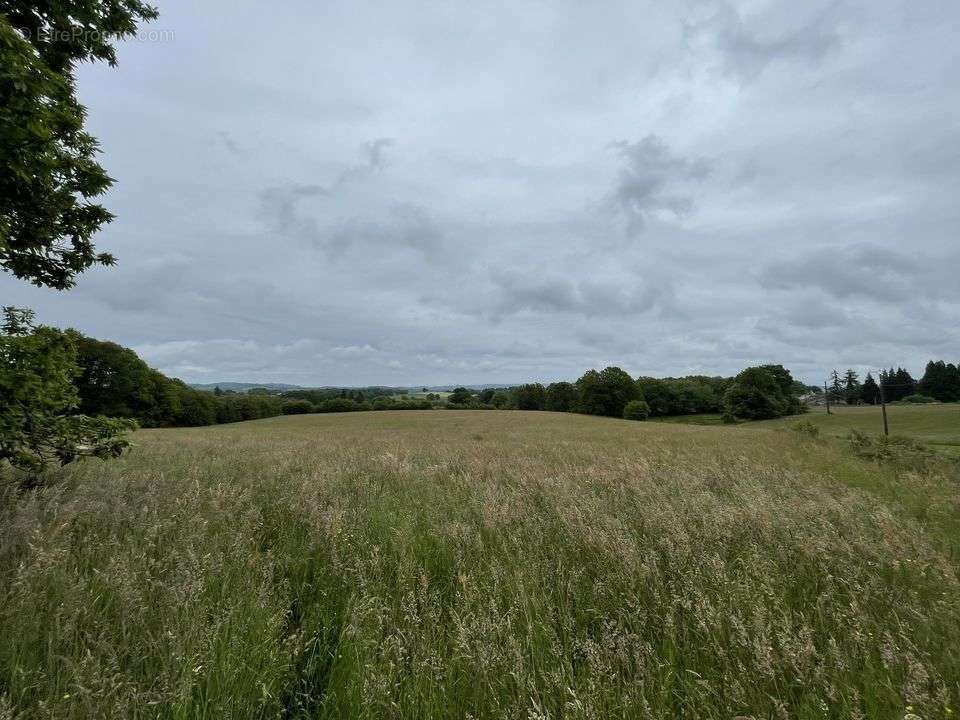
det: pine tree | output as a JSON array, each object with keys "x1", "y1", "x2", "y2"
[
  {"x1": 843, "y1": 369, "x2": 861, "y2": 405},
  {"x1": 861, "y1": 373, "x2": 880, "y2": 405},
  {"x1": 919, "y1": 360, "x2": 960, "y2": 401},
  {"x1": 829, "y1": 370, "x2": 843, "y2": 402},
  {"x1": 892, "y1": 367, "x2": 916, "y2": 401}
]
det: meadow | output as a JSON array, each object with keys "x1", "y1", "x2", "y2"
[
  {"x1": 2, "y1": 411, "x2": 959, "y2": 719},
  {"x1": 761, "y1": 404, "x2": 960, "y2": 455}
]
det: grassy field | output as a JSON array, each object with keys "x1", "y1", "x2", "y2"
[
  {"x1": 651, "y1": 413, "x2": 726, "y2": 426},
  {"x1": 2, "y1": 411, "x2": 959, "y2": 719},
  {"x1": 760, "y1": 404, "x2": 960, "y2": 455}
]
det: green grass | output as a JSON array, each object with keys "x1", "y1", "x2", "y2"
[
  {"x1": 758, "y1": 404, "x2": 960, "y2": 454},
  {"x1": 2, "y1": 411, "x2": 959, "y2": 719},
  {"x1": 651, "y1": 412, "x2": 725, "y2": 426}
]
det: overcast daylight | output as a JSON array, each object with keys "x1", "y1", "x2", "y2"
[
  {"x1": 7, "y1": 2, "x2": 960, "y2": 716},
  {"x1": 3, "y1": 0, "x2": 958, "y2": 387}
]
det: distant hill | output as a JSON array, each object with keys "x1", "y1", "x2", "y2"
[
  {"x1": 189, "y1": 382, "x2": 307, "y2": 393},
  {"x1": 421, "y1": 384, "x2": 517, "y2": 392},
  {"x1": 189, "y1": 382, "x2": 520, "y2": 393}
]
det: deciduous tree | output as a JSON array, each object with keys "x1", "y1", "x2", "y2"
[
  {"x1": 575, "y1": 367, "x2": 641, "y2": 418},
  {"x1": 723, "y1": 365, "x2": 800, "y2": 421},
  {"x1": 1, "y1": 1, "x2": 158, "y2": 288},
  {"x1": 0, "y1": 307, "x2": 136, "y2": 486}
]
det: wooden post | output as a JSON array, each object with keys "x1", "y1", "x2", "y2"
[{"x1": 879, "y1": 379, "x2": 889, "y2": 437}]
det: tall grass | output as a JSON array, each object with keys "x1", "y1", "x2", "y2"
[{"x1": 1, "y1": 411, "x2": 958, "y2": 719}]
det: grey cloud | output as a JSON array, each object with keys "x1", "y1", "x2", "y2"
[
  {"x1": 216, "y1": 131, "x2": 243, "y2": 155},
  {"x1": 336, "y1": 138, "x2": 394, "y2": 185},
  {"x1": 326, "y1": 203, "x2": 446, "y2": 259},
  {"x1": 258, "y1": 184, "x2": 327, "y2": 239},
  {"x1": 759, "y1": 244, "x2": 922, "y2": 303},
  {"x1": 610, "y1": 136, "x2": 710, "y2": 235},
  {"x1": 258, "y1": 139, "x2": 394, "y2": 240},
  {"x1": 488, "y1": 270, "x2": 672, "y2": 319},
  {"x1": 688, "y1": 2, "x2": 841, "y2": 81},
  {"x1": 4, "y1": 0, "x2": 955, "y2": 387},
  {"x1": 777, "y1": 295, "x2": 853, "y2": 330},
  {"x1": 73, "y1": 257, "x2": 191, "y2": 313}
]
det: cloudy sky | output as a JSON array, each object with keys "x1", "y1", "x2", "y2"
[{"x1": 3, "y1": 0, "x2": 959, "y2": 386}]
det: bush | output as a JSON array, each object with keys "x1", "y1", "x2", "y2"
[
  {"x1": 317, "y1": 398, "x2": 363, "y2": 413},
  {"x1": 393, "y1": 399, "x2": 433, "y2": 410},
  {"x1": 903, "y1": 394, "x2": 936, "y2": 404},
  {"x1": 723, "y1": 365, "x2": 799, "y2": 421},
  {"x1": 791, "y1": 420, "x2": 820, "y2": 439},
  {"x1": 282, "y1": 399, "x2": 315, "y2": 415},
  {"x1": 846, "y1": 430, "x2": 946, "y2": 472},
  {"x1": 369, "y1": 397, "x2": 432, "y2": 411},
  {"x1": 623, "y1": 400, "x2": 650, "y2": 421},
  {"x1": 371, "y1": 397, "x2": 396, "y2": 411}
]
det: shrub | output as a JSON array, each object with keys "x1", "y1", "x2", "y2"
[
  {"x1": 903, "y1": 394, "x2": 936, "y2": 404},
  {"x1": 317, "y1": 398, "x2": 362, "y2": 413},
  {"x1": 846, "y1": 430, "x2": 945, "y2": 472},
  {"x1": 282, "y1": 399, "x2": 315, "y2": 415},
  {"x1": 623, "y1": 400, "x2": 650, "y2": 421},
  {"x1": 393, "y1": 400, "x2": 433, "y2": 410},
  {"x1": 791, "y1": 420, "x2": 820, "y2": 439},
  {"x1": 723, "y1": 365, "x2": 800, "y2": 421}
]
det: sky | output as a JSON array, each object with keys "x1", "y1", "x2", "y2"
[{"x1": 3, "y1": 0, "x2": 959, "y2": 387}]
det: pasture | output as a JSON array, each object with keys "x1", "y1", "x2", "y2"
[
  {"x1": 763, "y1": 404, "x2": 960, "y2": 455},
  {"x1": 2, "y1": 411, "x2": 959, "y2": 719}
]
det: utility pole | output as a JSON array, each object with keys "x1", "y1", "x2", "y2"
[
  {"x1": 879, "y1": 378, "x2": 889, "y2": 437},
  {"x1": 824, "y1": 381, "x2": 831, "y2": 415}
]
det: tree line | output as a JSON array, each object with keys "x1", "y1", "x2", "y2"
[
  {"x1": 14, "y1": 309, "x2": 960, "y2": 487},
  {"x1": 10, "y1": 323, "x2": 810, "y2": 433},
  {"x1": 439, "y1": 365, "x2": 802, "y2": 423},
  {"x1": 216, "y1": 365, "x2": 803, "y2": 424},
  {"x1": 825, "y1": 362, "x2": 960, "y2": 405}
]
